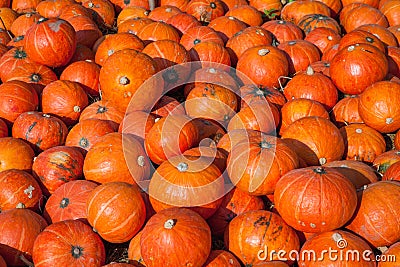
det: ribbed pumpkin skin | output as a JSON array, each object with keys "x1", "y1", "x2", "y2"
[
  {"x1": 86, "y1": 182, "x2": 146, "y2": 243},
  {"x1": 0, "y1": 169, "x2": 42, "y2": 212},
  {"x1": 83, "y1": 133, "x2": 151, "y2": 185},
  {"x1": 148, "y1": 155, "x2": 224, "y2": 219},
  {"x1": 281, "y1": 116, "x2": 345, "y2": 166},
  {"x1": 179, "y1": 26, "x2": 224, "y2": 51},
  {"x1": 227, "y1": 135, "x2": 299, "y2": 195},
  {"x1": 43, "y1": 180, "x2": 98, "y2": 224},
  {"x1": 225, "y1": 210, "x2": 300, "y2": 266},
  {"x1": 358, "y1": 81, "x2": 400, "y2": 133},
  {"x1": 274, "y1": 166, "x2": 357, "y2": 233},
  {"x1": 32, "y1": 146, "x2": 84, "y2": 195},
  {"x1": 140, "y1": 207, "x2": 212, "y2": 267},
  {"x1": 79, "y1": 100, "x2": 124, "y2": 128},
  {"x1": 12, "y1": 112, "x2": 68, "y2": 152},
  {"x1": 32, "y1": 220, "x2": 105, "y2": 267},
  {"x1": 331, "y1": 95, "x2": 364, "y2": 128},
  {"x1": 261, "y1": 20, "x2": 304, "y2": 44},
  {"x1": 24, "y1": 17, "x2": 76, "y2": 68},
  {"x1": 0, "y1": 137, "x2": 35, "y2": 172},
  {"x1": 0, "y1": 208, "x2": 48, "y2": 266},
  {"x1": 329, "y1": 43, "x2": 389, "y2": 95},
  {"x1": 346, "y1": 181, "x2": 400, "y2": 247},
  {"x1": 206, "y1": 187, "x2": 265, "y2": 236},
  {"x1": 298, "y1": 230, "x2": 376, "y2": 266}
]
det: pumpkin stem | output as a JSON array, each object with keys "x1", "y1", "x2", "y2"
[
  {"x1": 79, "y1": 137, "x2": 89, "y2": 148},
  {"x1": 16, "y1": 203, "x2": 26, "y2": 209},
  {"x1": 347, "y1": 45, "x2": 356, "y2": 52},
  {"x1": 97, "y1": 105, "x2": 107, "y2": 114},
  {"x1": 119, "y1": 76, "x2": 130, "y2": 85},
  {"x1": 319, "y1": 157, "x2": 327, "y2": 165},
  {"x1": 137, "y1": 155, "x2": 145, "y2": 167},
  {"x1": 177, "y1": 162, "x2": 189, "y2": 172},
  {"x1": 355, "y1": 128, "x2": 363, "y2": 134},
  {"x1": 386, "y1": 118, "x2": 394, "y2": 125},
  {"x1": 313, "y1": 166, "x2": 326, "y2": 174},
  {"x1": 19, "y1": 254, "x2": 34, "y2": 267},
  {"x1": 73, "y1": 106, "x2": 81, "y2": 113},
  {"x1": 258, "y1": 48, "x2": 270, "y2": 56},
  {"x1": 164, "y1": 219, "x2": 177, "y2": 229},
  {"x1": 30, "y1": 73, "x2": 41, "y2": 83},
  {"x1": 260, "y1": 140, "x2": 273, "y2": 149},
  {"x1": 60, "y1": 197, "x2": 70, "y2": 208},
  {"x1": 208, "y1": 68, "x2": 216, "y2": 74},
  {"x1": 332, "y1": 232, "x2": 344, "y2": 243},
  {"x1": 71, "y1": 245, "x2": 84, "y2": 259},
  {"x1": 306, "y1": 66, "x2": 314, "y2": 75}
]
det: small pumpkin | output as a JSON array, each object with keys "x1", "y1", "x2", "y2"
[
  {"x1": 79, "y1": 100, "x2": 124, "y2": 129},
  {"x1": 261, "y1": 20, "x2": 304, "y2": 44},
  {"x1": 203, "y1": 250, "x2": 241, "y2": 266},
  {"x1": 184, "y1": 0, "x2": 225, "y2": 23},
  {"x1": 179, "y1": 25, "x2": 224, "y2": 51},
  {"x1": 0, "y1": 137, "x2": 35, "y2": 172},
  {"x1": 331, "y1": 95, "x2": 364, "y2": 128}
]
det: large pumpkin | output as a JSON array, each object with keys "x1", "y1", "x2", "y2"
[
  {"x1": 225, "y1": 210, "x2": 300, "y2": 266},
  {"x1": 0, "y1": 137, "x2": 35, "y2": 172},
  {"x1": 32, "y1": 219, "x2": 105, "y2": 267},
  {"x1": 12, "y1": 111, "x2": 68, "y2": 152},
  {"x1": 0, "y1": 169, "x2": 42, "y2": 212},
  {"x1": 274, "y1": 166, "x2": 358, "y2": 233},
  {"x1": 281, "y1": 116, "x2": 345, "y2": 166},
  {"x1": 227, "y1": 135, "x2": 299, "y2": 195},
  {"x1": 346, "y1": 181, "x2": 400, "y2": 247},
  {"x1": 86, "y1": 182, "x2": 146, "y2": 243},
  {"x1": 148, "y1": 155, "x2": 224, "y2": 219},
  {"x1": 358, "y1": 80, "x2": 400, "y2": 133},
  {"x1": 99, "y1": 49, "x2": 162, "y2": 113},
  {"x1": 0, "y1": 208, "x2": 48, "y2": 266},
  {"x1": 140, "y1": 207, "x2": 212, "y2": 267},
  {"x1": 43, "y1": 180, "x2": 98, "y2": 224},
  {"x1": 24, "y1": 17, "x2": 76, "y2": 67},
  {"x1": 32, "y1": 146, "x2": 84, "y2": 195},
  {"x1": 83, "y1": 133, "x2": 151, "y2": 185}
]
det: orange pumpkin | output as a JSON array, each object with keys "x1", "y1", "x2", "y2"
[
  {"x1": 136, "y1": 21, "x2": 180, "y2": 44},
  {"x1": 179, "y1": 25, "x2": 224, "y2": 51},
  {"x1": 203, "y1": 250, "x2": 241, "y2": 266},
  {"x1": 275, "y1": 166, "x2": 358, "y2": 233},
  {"x1": 185, "y1": 0, "x2": 225, "y2": 23},
  {"x1": 0, "y1": 137, "x2": 35, "y2": 172},
  {"x1": 86, "y1": 182, "x2": 146, "y2": 243},
  {"x1": 340, "y1": 3, "x2": 388, "y2": 33},
  {"x1": 189, "y1": 41, "x2": 232, "y2": 70},
  {"x1": 261, "y1": 20, "x2": 304, "y2": 44},
  {"x1": 382, "y1": 161, "x2": 400, "y2": 181},
  {"x1": 119, "y1": 111, "x2": 156, "y2": 144},
  {"x1": 10, "y1": 12, "x2": 41, "y2": 36},
  {"x1": 338, "y1": 29, "x2": 386, "y2": 53},
  {"x1": 116, "y1": 6, "x2": 149, "y2": 25},
  {"x1": 331, "y1": 95, "x2": 364, "y2": 128},
  {"x1": 280, "y1": 0, "x2": 331, "y2": 24},
  {"x1": 166, "y1": 12, "x2": 202, "y2": 35},
  {"x1": 148, "y1": 5, "x2": 182, "y2": 22},
  {"x1": 304, "y1": 27, "x2": 341, "y2": 55},
  {"x1": 215, "y1": 129, "x2": 268, "y2": 154},
  {"x1": 208, "y1": 15, "x2": 247, "y2": 43},
  {"x1": 0, "y1": 46, "x2": 32, "y2": 82},
  {"x1": 239, "y1": 84, "x2": 286, "y2": 109},
  {"x1": 79, "y1": 100, "x2": 124, "y2": 129},
  {"x1": 82, "y1": 0, "x2": 115, "y2": 28}
]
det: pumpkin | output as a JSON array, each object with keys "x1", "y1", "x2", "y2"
[
  {"x1": 147, "y1": 5, "x2": 181, "y2": 21},
  {"x1": 0, "y1": 169, "x2": 42, "y2": 212},
  {"x1": 0, "y1": 80, "x2": 39, "y2": 125},
  {"x1": 208, "y1": 16, "x2": 247, "y2": 43},
  {"x1": 280, "y1": 0, "x2": 331, "y2": 24},
  {"x1": 4, "y1": 61, "x2": 58, "y2": 96},
  {"x1": 11, "y1": 0, "x2": 41, "y2": 13},
  {"x1": 35, "y1": 0, "x2": 75, "y2": 18},
  {"x1": 79, "y1": 100, "x2": 124, "y2": 129},
  {"x1": 378, "y1": 242, "x2": 400, "y2": 266},
  {"x1": 225, "y1": 210, "x2": 300, "y2": 265},
  {"x1": 280, "y1": 98, "x2": 330, "y2": 134},
  {"x1": 151, "y1": 95, "x2": 186, "y2": 117},
  {"x1": 32, "y1": 146, "x2": 84, "y2": 195},
  {"x1": 380, "y1": 0, "x2": 400, "y2": 26},
  {"x1": 10, "y1": 12, "x2": 41, "y2": 36},
  {"x1": 65, "y1": 119, "x2": 117, "y2": 152},
  {"x1": 43, "y1": 180, "x2": 98, "y2": 224},
  {"x1": 227, "y1": 135, "x2": 300, "y2": 195},
  {"x1": 227, "y1": 101, "x2": 280, "y2": 135},
  {"x1": 86, "y1": 182, "x2": 146, "y2": 243},
  {"x1": 226, "y1": 26, "x2": 273, "y2": 66},
  {"x1": 283, "y1": 66, "x2": 338, "y2": 110},
  {"x1": 0, "y1": 46, "x2": 32, "y2": 82},
  {"x1": 119, "y1": 111, "x2": 156, "y2": 144},
  {"x1": 324, "y1": 160, "x2": 379, "y2": 190},
  {"x1": 82, "y1": 0, "x2": 115, "y2": 28},
  {"x1": 215, "y1": 129, "x2": 268, "y2": 154},
  {"x1": 110, "y1": 0, "x2": 150, "y2": 12},
  {"x1": 340, "y1": 124, "x2": 386, "y2": 163},
  {"x1": 140, "y1": 207, "x2": 211, "y2": 267},
  {"x1": 225, "y1": 5, "x2": 263, "y2": 26},
  {"x1": 41, "y1": 80, "x2": 89, "y2": 126},
  {"x1": 95, "y1": 33, "x2": 145, "y2": 66},
  {"x1": 117, "y1": 17, "x2": 154, "y2": 35},
  {"x1": 0, "y1": 208, "x2": 48, "y2": 266},
  {"x1": 182, "y1": 146, "x2": 227, "y2": 172},
  {"x1": 382, "y1": 161, "x2": 400, "y2": 181},
  {"x1": 239, "y1": 84, "x2": 286, "y2": 110},
  {"x1": 331, "y1": 95, "x2": 364, "y2": 128},
  {"x1": 309, "y1": 60, "x2": 331, "y2": 77},
  {"x1": 298, "y1": 230, "x2": 376, "y2": 266},
  {"x1": 203, "y1": 250, "x2": 241, "y2": 266},
  {"x1": 250, "y1": 0, "x2": 283, "y2": 17},
  {"x1": 261, "y1": 20, "x2": 304, "y2": 44},
  {"x1": 185, "y1": 83, "x2": 238, "y2": 125},
  {"x1": 12, "y1": 112, "x2": 68, "y2": 152},
  {"x1": 179, "y1": 25, "x2": 224, "y2": 51},
  {"x1": 329, "y1": 43, "x2": 389, "y2": 95},
  {"x1": 144, "y1": 114, "x2": 199, "y2": 165},
  {"x1": 63, "y1": 15, "x2": 102, "y2": 49},
  {"x1": 184, "y1": 0, "x2": 225, "y2": 23},
  {"x1": 165, "y1": 12, "x2": 202, "y2": 35},
  {"x1": 321, "y1": 43, "x2": 339, "y2": 61},
  {"x1": 373, "y1": 150, "x2": 400, "y2": 174},
  {"x1": 357, "y1": 23, "x2": 399, "y2": 47},
  {"x1": 338, "y1": 29, "x2": 386, "y2": 53},
  {"x1": 340, "y1": 3, "x2": 388, "y2": 33},
  {"x1": 99, "y1": 49, "x2": 162, "y2": 113},
  {"x1": 0, "y1": 8, "x2": 18, "y2": 30},
  {"x1": 83, "y1": 132, "x2": 151, "y2": 185},
  {"x1": 191, "y1": 117, "x2": 226, "y2": 146},
  {"x1": 206, "y1": 187, "x2": 265, "y2": 236},
  {"x1": 60, "y1": 60, "x2": 101, "y2": 97},
  {"x1": 304, "y1": 27, "x2": 341, "y2": 55},
  {"x1": 189, "y1": 41, "x2": 232, "y2": 70},
  {"x1": 236, "y1": 45, "x2": 288, "y2": 89},
  {"x1": 24, "y1": 17, "x2": 76, "y2": 68},
  {"x1": 127, "y1": 231, "x2": 145, "y2": 265},
  {"x1": 297, "y1": 14, "x2": 341, "y2": 35},
  {"x1": 274, "y1": 166, "x2": 357, "y2": 233},
  {"x1": 148, "y1": 155, "x2": 224, "y2": 219},
  {"x1": 358, "y1": 80, "x2": 400, "y2": 133},
  {"x1": 136, "y1": 21, "x2": 180, "y2": 45},
  {"x1": 116, "y1": 6, "x2": 149, "y2": 25},
  {"x1": 387, "y1": 46, "x2": 400, "y2": 78},
  {"x1": 281, "y1": 116, "x2": 345, "y2": 166},
  {"x1": 58, "y1": 3, "x2": 93, "y2": 19},
  {"x1": 32, "y1": 219, "x2": 105, "y2": 267},
  {"x1": 277, "y1": 40, "x2": 321, "y2": 75},
  {"x1": 0, "y1": 137, "x2": 34, "y2": 172},
  {"x1": 346, "y1": 181, "x2": 400, "y2": 247}
]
